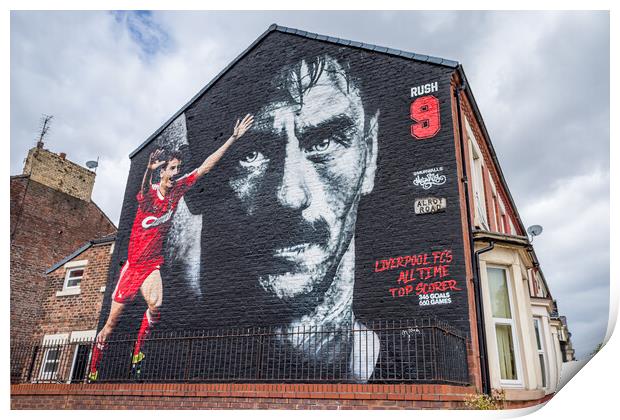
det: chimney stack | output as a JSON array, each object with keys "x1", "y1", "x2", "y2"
[{"x1": 22, "y1": 148, "x2": 96, "y2": 202}]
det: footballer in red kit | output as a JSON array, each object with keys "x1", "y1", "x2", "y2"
[
  {"x1": 88, "y1": 114, "x2": 254, "y2": 381},
  {"x1": 113, "y1": 169, "x2": 198, "y2": 303}
]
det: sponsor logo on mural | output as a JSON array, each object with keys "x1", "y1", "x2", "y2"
[
  {"x1": 414, "y1": 197, "x2": 447, "y2": 214},
  {"x1": 141, "y1": 211, "x2": 173, "y2": 229},
  {"x1": 412, "y1": 167, "x2": 447, "y2": 190}
]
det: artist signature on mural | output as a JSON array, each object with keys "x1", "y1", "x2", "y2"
[
  {"x1": 412, "y1": 167, "x2": 446, "y2": 190},
  {"x1": 400, "y1": 328, "x2": 422, "y2": 342},
  {"x1": 413, "y1": 172, "x2": 447, "y2": 190}
]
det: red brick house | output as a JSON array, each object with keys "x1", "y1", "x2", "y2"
[
  {"x1": 10, "y1": 143, "x2": 117, "y2": 345},
  {"x1": 13, "y1": 235, "x2": 116, "y2": 384}
]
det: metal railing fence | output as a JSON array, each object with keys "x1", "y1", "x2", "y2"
[{"x1": 11, "y1": 318, "x2": 469, "y2": 385}]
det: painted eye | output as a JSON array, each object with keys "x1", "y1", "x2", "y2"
[
  {"x1": 309, "y1": 139, "x2": 331, "y2": 153},
  {"x1": 242, "y1": 151, "x2": 259, "y2": 163},
  {"x1": 239, "y1": 151, "x2": 267, "y2": 167}
]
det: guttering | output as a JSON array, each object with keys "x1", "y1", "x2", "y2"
[{"x1": 455, "y1": 81, "x2": 492, "y2": 396}]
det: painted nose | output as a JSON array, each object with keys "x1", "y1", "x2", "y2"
[{"x1": 276, "y1": 148, "x2": 310, "y2": 210}]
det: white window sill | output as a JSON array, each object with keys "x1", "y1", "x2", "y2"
[
  {"x1": 56, "y1": 288, "x2": 81, "y2": 297},
  {"x1": 499, "y1": 381, "x2": 524, "y2": 389}
]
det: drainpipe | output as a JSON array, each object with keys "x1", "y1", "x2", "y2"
[
  {"x1": 474, "y1": 241, "x2": 494, "y2": 395},
  {"x1": 454, "y1": 80, "x2": 492, "y2": 396}
]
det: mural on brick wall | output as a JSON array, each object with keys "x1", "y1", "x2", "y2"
[{"x1": 94, "y1": 37, "x2": 469, "y2": 384}]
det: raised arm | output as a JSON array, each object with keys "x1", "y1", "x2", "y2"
[
  {"x1": 141, "y1": 149, "x2": 166, "y2": 197},
  {"x1": 196, "y1": 114, "x2": 254, "y2": 178}
]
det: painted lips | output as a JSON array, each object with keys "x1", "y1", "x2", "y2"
[
  {"x1": 274, "y1": 243, "x2": 312, "y2": 258},
  {"x1": 273, "y1": 243, "x2": 326, "y2": 264}
]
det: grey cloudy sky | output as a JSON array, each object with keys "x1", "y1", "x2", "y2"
[{"x1": 10, "y1": 11, "x2": 609, "y2": 359}]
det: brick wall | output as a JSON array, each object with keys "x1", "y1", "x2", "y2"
[
  {"x1": 22, "y1": 147, "x2": 96, "y2": 202},
  {"x1": 36, "y1": 241, "x2": 114, "y2": 340},
  {"x1": 10, "y1": 175, "x2": 116, "y2": 344},
  {"x1": 10, "y1": 383, "x2": 552, "y2": 410}
]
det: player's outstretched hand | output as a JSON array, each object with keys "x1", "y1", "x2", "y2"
[
  {"x1": 232, "y1": 114, "x2": 254, "y2": 140},
  {"x1": 148, "y1": 149, "x2": 166, "y2": 170}
]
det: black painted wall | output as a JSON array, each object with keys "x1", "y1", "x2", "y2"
[{"x1": 97, "y1": 31, "x2": 469, "y2": 383}]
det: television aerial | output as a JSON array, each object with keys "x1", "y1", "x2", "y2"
[{"x1": 527, "y1": 225, "x2": 543, "y2": 243}]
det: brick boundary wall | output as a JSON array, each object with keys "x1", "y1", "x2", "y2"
[{"x1": 11, "y1": 383, "x2": 553, "y2": 410}]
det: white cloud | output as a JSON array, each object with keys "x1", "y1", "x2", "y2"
[
  {"x1": 10, "y1": 11, "x2": 609, "y2": 359},
  {"x1": 11, "y1": 11, "x2": 227, "y2": 223},
  {"x1": 521, "y1": 169, "x2": 610, "y2": 356}
]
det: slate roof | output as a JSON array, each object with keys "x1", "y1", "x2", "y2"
[
  {"x1": 45, "y1": 234, "x2": 116, "y2": 274},
  {"x1": 271, "y1": 24, "x2": 459, "y2": 68}
]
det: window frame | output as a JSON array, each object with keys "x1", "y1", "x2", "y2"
[
  {"x1": 533, "y1": 317, "x2": 549, "y2": 390},
  {"x1": 67, "y1": 343, "x2": 92, "y2": 384},
  {"x1": 487, "y1": 265, "x2": 524, "y2": 387},
  {"x1": 38, "y1": 346, "x2": 62, "y2": 381},
  {"x1": 62, "y1": 266, "x2": 85, "y2": 291},
  {"x1": 466, "y1": 122, "x2": 489, "y2": 230},
  {"x1": 67, "y1": 330, "x2": 96, "y2": 383}
]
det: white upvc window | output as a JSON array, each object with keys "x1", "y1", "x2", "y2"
[
  {"x1": 558, "y1": 328, "x2": 566, "y2": 342},
  {"x1": 38, "y1": 333, "x2": 69, "y2": 381},
  {"x1": 64, "y1": 267, "x2": 84, "y2": 289},
  {"x1": 57, "y1": 260, "x2": 88, "y2": 296},
  {"x1": 39, "y1": 347, "x2": 62, "y2": 381},
  {"x1": 487, "y1": 266, "x2": 523, "y2": 386},
  {"x1": 534, "y1": 318, "x2": 549, "y2": 389},
  {"x1": 466, "y1": 119, "x2": 489, "y2": 230}
]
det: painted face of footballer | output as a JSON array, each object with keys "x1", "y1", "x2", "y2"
[{"x1": 228, "y1": 55, "x2": 379, "y2": 310}]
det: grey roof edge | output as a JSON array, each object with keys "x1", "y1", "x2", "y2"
[
  {"x1": 45, "y1": 235, "x2": 116, "y2": 274},
  {"x1": 92, "y1": 233, "x2": 117, "y2": 245},
  {"x1": 129, "y1": 23, "x2": 459, "y2": 159},
  {"x1": 271, "y1": 24, "x2": 459, "y2": 68}
]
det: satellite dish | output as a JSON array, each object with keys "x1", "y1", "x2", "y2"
[
  {"x1": 86, "y1": 160, "x2": 99, "y2": 172},
  {"x1": 527, "y1": 225, "x2": 543, "y2": 242}
]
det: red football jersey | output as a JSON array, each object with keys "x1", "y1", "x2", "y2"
[{"x1": 127, "y1": 169, "x2": 198, "y2": 264}]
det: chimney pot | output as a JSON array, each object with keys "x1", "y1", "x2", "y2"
[{"x1": 59, "y1": 152, "x2": 66, "y2": 159}]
